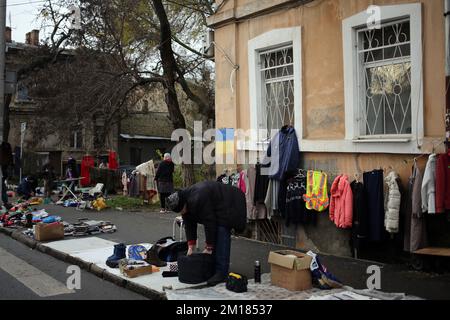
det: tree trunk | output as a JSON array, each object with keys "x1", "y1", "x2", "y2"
[{"x1": 152, "y1": 0, "x2": 194, "y2": 186}]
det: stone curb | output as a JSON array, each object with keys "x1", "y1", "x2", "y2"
[
  {"x1": 125, "y1": 281, "x2": 167, "y2": 300},
  {"x1": 1, "y1": 226, "x2": 169, "y2": 300},
  {"x1": 11, "y1": 230, "x2": 37, "y2": 249},
  {"x1": 0, "y1": 226, "x2": 13, "y2": 236}
]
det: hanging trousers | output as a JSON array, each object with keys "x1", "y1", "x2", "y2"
[{"x1": 363, "y1": 170, "x2": 385, "y2": 242}]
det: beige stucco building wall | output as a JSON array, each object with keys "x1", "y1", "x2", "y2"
[
  {"x1": 210, "y1": 0, "x2": 447, "y2": 256},
  {"x1": 212, "y1": 0, "x2": 446, "y2": 181}
]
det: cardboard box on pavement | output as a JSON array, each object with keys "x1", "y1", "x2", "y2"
[
  {"x1": 268, "y1": 250, "x2": 313, "y2": 291},
  {"x1": 34, "y1": 222, "x2": 64, "y2": 242}
]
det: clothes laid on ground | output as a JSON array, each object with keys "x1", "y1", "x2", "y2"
[
  {"x1": 329, "y1": 175, "x2": 353, "y2": 229},
  {"x1": 265, "y1": 125, "x2": 300, "y2": 181},
  {"x1": 436, "y1": 153, "x2": 450, "y2": 213},
  {"x1": 422, "y1": 154, "x2": 437, "y2": 214},
  {"x1": 351, "y1": 180, "x2": 368, "y2": 252},
  {"x1": 303, "y1": 171, "x2": 329, "y2": 213},
  {"x1": 384, "y1": 171, "x2": 401, "y2": 234},
  {"x1": 363, "y1": 170, "x2": 385, "y2": 242}
]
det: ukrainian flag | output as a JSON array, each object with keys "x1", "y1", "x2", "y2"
[{"x1": 216, "y1": 128, "x2": 235, "y2": 157}]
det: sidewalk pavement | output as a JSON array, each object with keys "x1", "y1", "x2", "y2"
[{"x1": 2, "y1": 204, "x2": 450, "y2": 300}]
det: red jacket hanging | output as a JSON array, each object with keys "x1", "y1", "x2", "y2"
[
  {"x1": 436, "y1": 153, "x2": 450, "y2": 213},
  {"x1": 108, "y1": 151, "x2": 119, "y2": 170},
  {"x1": 80, "y1": 155, "x2": 95, "y2": 187}
]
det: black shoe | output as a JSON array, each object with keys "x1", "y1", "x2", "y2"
[{"x1": 207, "y1": 272, "x2": 226, "y2": 287}]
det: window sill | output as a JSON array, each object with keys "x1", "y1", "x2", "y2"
[{"x1": 352, "y1": 138, "x2": 411, "y2": 143}]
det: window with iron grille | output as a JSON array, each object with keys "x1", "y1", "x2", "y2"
[
  {"x1": 357, "y1": 19, "x2": 412, "y2": 137},
  {"x1": 259, "y1": 45, "x2": 295, "y2": 139}
]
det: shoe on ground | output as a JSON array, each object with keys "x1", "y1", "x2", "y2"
[
  {"x1": 145, "y1": 245, "x2": 167, "y2": 267},
  {"x1": 207, "y1": 272, "x2": 226, "y2": 287}
]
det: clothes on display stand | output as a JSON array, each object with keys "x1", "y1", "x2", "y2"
[{"x1": 80, "y1": 155, "x2": 95, "y2": 187}]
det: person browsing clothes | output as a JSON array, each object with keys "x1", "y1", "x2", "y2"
[
  {"x1": 166, "y1": 181, "x2": 247, "y2": 286},
  {"x1": 155, "y1": 153, "x2": 175, "y2": 213}
]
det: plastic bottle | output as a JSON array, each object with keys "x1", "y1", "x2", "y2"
[{"x1": 254, "y1": 260, "x2": 261, "y2": 283}]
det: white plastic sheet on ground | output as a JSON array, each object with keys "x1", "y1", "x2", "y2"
[
  {"x1": 43, "y1": 237, "x2": 205, "y2": 293},
  {"x1": 165, "y1": 274, "x2": 423, "y2": 301}
]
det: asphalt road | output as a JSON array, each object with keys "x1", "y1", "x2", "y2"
[
  {"x1": 2, "y1": 204, "x2": 450, "y2": 300},
  {"x1": 0, "y1": 233, "x2": 147, "y2": 300}
]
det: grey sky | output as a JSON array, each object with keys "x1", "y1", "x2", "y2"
[{"x1": 7, "y1": 0, "x2": 45, "y2": 43}]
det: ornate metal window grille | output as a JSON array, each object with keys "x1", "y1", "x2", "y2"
[
  {"x1": 357, "y1": 19, "x2": 412, "y2": 137},
  {"x1": 259, "y1": 45, "x2": 295, "y2": 139}
]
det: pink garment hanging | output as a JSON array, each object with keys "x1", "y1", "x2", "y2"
[{"x1": 238, "y1": 170, "x2": 246, "y2": 194}]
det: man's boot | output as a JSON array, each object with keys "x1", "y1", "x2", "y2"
[
  {"x1": 106, "y1": 243, "x2": 126, "y2": 268},
  {"x1": 145, "y1": 245, "x2": 167, "y2": 267},
  {"x1": 207, "y1": 272, "x2": 226, "y2": 287}
]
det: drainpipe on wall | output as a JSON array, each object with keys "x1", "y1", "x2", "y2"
[{"x1": 446, "y1": 0, "x2": 450, "y2": 138}]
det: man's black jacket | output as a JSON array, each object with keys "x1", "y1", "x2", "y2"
[{"x1": 180, "y1": 181, "x2": 247, "y2": 246}]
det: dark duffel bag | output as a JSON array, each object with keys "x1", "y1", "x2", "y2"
[{"x1": 178, "y1": 253, "x2": 215, "y2": 284}]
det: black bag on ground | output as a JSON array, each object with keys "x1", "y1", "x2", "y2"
[
  {"x1": 226, "y1": 273, "x2": 248, "y2": 293},
  {"x1": 154, "y1": 236, "x2": 188, "y2": 262},
  {"x1": 178, "y1": 253, "x2": 215, "y2": 284}
]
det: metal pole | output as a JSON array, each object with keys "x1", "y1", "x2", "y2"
[
  {"x1": 446, "y1": 0, "x2": 450, "y2": 76},
  {"x1": 0, "y1": 0, "x2": 6, "y2": 206}
]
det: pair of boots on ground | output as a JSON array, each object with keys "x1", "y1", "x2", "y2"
[
  {"x1": 106, "y1": 243, "x2": 168, "y2": 268},
  {"x1": 105, "y1": 243, "x2": 226, "y2": 286}
]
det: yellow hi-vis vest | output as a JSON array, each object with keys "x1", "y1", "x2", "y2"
[{"x1": 303, "y1": 170, "x2": 329, "y2": 212}]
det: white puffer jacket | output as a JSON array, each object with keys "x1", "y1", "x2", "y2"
[{"x1": 385, "y1": 171, "x2": 401, "y2": 234}]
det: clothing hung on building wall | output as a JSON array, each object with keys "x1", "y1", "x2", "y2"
[
  {"x1": 351, "y1": 180, "x2": 369, "y2": 252},
  {"x1": 303, "y1": 171, "x2": 329, "y2": 213},
  {"x1": 265, "y1": 126, "x2": 300, "y2": 181},
  {"x1": 436, "y1": 153, "x2": 450, "y2": 213},
  {"x1": 254, "y1": 164, "x2": 269, "y2": 205},
  {"x1": 244, "y1": 167, "x2": 267, "y2": 220},
  {"x1": 422, "y1": 154, "x2": 437, "y2": 214},
  {"x1": 404, "y1": 162, "x2": 428, "y2": 252},
  {"x1": 285, "y1": 169, "x2": 313, "y2": 226},
  {"x1": 329, "y1": 175, "x2": 353, "y2": 229},
  {"x1": 384, "y1": 171, "x2": 401, "y2": 234},
  {"x1": 363, "y1": 169, "x2": 385, "y2": 242}
]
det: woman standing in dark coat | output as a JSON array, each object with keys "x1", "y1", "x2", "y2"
[
  {"x1": 155, "y1": 153, "x2": 175, "y2": 213},
  {"x1": 166, "y1": 181, "x2": 247, "y2": 286}
]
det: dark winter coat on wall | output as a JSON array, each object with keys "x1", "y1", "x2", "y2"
[
  {"x1": 180, "y1": 181, "x2": 247, "y2": 246},
  {"x1": 265, "y1": 126, "x2": 300, "y2": 181}
]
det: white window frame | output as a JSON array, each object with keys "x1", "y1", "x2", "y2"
[
  {"x1": 342, "y1": 3, "x2": 423, "y2": 150},
  {"x1": 247, "y1": 27, "x2": 302, "y2": 150}
]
